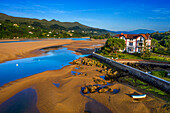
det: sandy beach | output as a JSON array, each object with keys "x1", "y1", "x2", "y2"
[
  {"x1": 0, "y1": 39, "x2": 168, "y2": 113},
  {"x1": 0, "y1": 39, "x2": 74, "y2": 63}
]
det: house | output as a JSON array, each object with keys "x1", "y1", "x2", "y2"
[
  {"x1": 114, "y1": 33, "x2": 152, "y2": 53},
  {"x1": 13, "y1": 24, "x2": 18, "y2": 27}
]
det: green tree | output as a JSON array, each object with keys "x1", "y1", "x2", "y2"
[
  {"x1": 105, "y1": 33, "x2": 111, "y2": 38},
  {"x1": 103, "y1": 38, "x2": 125, "y2": 56},
  {"x1": 31, "y1": 22, "x2": 44, "y2": 28},
  {"x1": 50, "y1": 24, "x2": 66, "y2": 30},
  {"x1": 141, "y1": 48, "x2": 151, "y2": 58},
  {"x1": 151, "y1": 38, "x2": 159, "y2": 48},
  {"x1": 141, "y1": 40, "x2": 151, "y2": 58}
]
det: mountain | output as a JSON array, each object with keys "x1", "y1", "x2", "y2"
[
  {"x1": 113, "y1": 29, "x2": 158, "y2": 34},
  {"x1": 0, "y1": 12, "x2": 108, "y2": 34}
]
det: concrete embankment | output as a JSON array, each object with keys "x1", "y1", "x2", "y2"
[{"x1": 92, "y1": 52, "x2": 170, "y2": 94}]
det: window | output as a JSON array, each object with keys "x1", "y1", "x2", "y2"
[
  {"x1": 129, "y1": 42, "x2": 133, "y2": 46},
  {"x1": 138, "y1": 43, "x2": 143, "y2": 46},
  {"x1": 128, "y1": 47, "x2": 133, "y2": 52},
  {"x1": 138, "y1": 49, "x2": 141, "y2": 52},
  {"x1": 130, "y1": 39, "x2": 133, "y2": 41}
]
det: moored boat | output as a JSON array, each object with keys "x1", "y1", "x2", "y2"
[{"x1": 131, "y1": 94, "x2": 146, "y2": 99}]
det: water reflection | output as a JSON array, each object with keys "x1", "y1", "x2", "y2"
[
  {"x1": 0, "y1": 88, "x2": 39, "y2": 113},
  {"x1": 0, "y1": 48, "x2": 88, "y2": 86}
]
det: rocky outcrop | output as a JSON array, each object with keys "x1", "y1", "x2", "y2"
[
  {"x1": 94, "y1": 79, "x2": 107, "y2": 85},
  {"x1": 81, "y1": 85, "x2": 114, "y2": 94}
]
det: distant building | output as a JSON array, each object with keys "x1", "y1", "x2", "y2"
[
  {"x1": 13, "y1": 24, "x2": 18, "y2": 27},
  {"x1": 28, "y1": 31, "x2": 33, "y2": 34},
  {"x1": 114, "y1": 33, "x2": 152, "y2": 53}
]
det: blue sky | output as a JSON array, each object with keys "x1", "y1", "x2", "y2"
[{"x1": 0, "y1": 0, "x2": 170, "y2": 31}]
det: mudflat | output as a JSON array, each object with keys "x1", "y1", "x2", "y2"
[{"x1": 0, "y1": 39, "x2": 168, "y2": 113}]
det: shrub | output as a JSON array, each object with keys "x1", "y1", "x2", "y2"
[{"x1": 151, "y1": 71, "x2": 168, "y2": 78}]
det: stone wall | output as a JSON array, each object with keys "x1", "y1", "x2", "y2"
[{"x1": 92, "y1": 52, "x2": 170, "y2": 94}]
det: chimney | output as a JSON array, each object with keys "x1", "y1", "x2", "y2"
[{"x1": 121, "y1": 33, "x2": 124, "y2": 35}]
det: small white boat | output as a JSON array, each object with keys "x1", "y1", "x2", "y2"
[{"x1": 131, "y1": 94, "x2": 146, "y2": 99}]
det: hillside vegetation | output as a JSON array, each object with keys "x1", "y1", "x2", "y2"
[
  {"x1": 0, "y1": 13, "x2": 108, "y2": 39},
  {"x1": 150, "y1": 32, "x2": 170, "y2": 55}
]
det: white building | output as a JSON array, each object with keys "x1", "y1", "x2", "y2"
[{"x1": 114, "y1": 33, "x2": 152, "y2": 53}]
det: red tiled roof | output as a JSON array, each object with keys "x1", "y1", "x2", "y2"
[{"x1": 114, "y1": 33, "x2": 151, "y2": 39}]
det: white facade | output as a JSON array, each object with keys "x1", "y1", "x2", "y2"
[{"x1": 119, "y1": 35, "x2": 151, "y2": 53}]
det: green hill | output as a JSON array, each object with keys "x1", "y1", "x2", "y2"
[{"x1": 0, "y1": 13, "x2": 108, "y2": 33}]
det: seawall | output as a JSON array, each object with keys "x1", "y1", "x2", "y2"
[{"x1": 92, "y1": 52, "x2": 170, "y2": 94}]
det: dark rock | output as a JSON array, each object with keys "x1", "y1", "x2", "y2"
[
  {"x1": 108, "y1": 87, "x2": 113, "y2": 92},
  {"x1": 98, "y1": 86, "x2": 109, "y2": 93},
  {"x1": 87, "y1": 85, "x2": 96, "y2": 93},
  {"x1": 82, "y1": 87, "x2": 89, "y2": 94},
  {"x1": 94, "y1": 79, "x2": 107, "y2": 85},
  {"x1": 99, "y1": 70, "x2": 105, "y2": 73}
]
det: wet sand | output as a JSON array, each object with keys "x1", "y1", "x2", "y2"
[
  {"x1": 0, "y1": 39, "x2": 168, "y2": 113},
  {"x1": 0, "y1": 39, "x2": 21, "y2": 42},
  {"x1": 0, "y1": 39, "x2": 105, "y2": 63},
  {"x1": 0, "y1": 39, "x2": 73, "y2": 63},
  {"x1": 0, "y1": 64, "x2": 167, "y2": 113}
]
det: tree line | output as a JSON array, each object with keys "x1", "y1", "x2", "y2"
[{"x1": 151, "y1": 32, "x2": 170, "y2": 55}]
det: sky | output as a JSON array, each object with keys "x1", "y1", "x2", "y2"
[{"x1": 0, "y1": 0, "x2": 170, "y2": 31}]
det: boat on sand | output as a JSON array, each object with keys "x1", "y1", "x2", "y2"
[{"x1": 131, "y1": 94, "x2": 146, "y2": 99}]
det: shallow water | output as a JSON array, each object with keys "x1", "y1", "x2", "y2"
[
  {"x1": 0, "y1": 38, "x2": 90, "y2": 43},
  {"x1": 75, "y1": 67, "x2": 80, "y2": 69},
  {"x1": 0, "y1": 47, "x2": 88, "y2": 86},
  {"x1": 41, "y1": 38, "x2": 90, "y2": 41},
  {"x1": 71, "y1": 71, "x2": 82, "y2": 75},
  {"x1": 0, "y1": 40, "x2": 41, "y2": 43},
  {"x1": 0, "y1": 38, "x2": 90, "y2": 112},
  {"x1": 53, "y1": 83, "x2": 60, "y2": 88},
  {"x1": 59, "y1": 38, "x2": 90, "y2": 41},
  {"x1": 100, "y1": 76, "x2": 106, "y2": 80},
  {"x1": 0, "y1": 88, "x2": 39, "y2": 113}
]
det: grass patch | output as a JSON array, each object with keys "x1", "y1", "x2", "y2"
[
  {"x1": 151, "y1": 71, "x2": 170, "y2": 81},
  {"x1": 99, "y1": 52, "x2": 170, "y2": 62},
  {"x1": 123, "y1": 76, "x2": 170, "y2": 101}
]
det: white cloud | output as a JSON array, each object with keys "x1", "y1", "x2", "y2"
[
  {"x1": 148, "y1": 16, "x2": 170, "y2": 20},
  {"x1": 152, "y1": 8, "x2": 170, "y2": 14}
]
